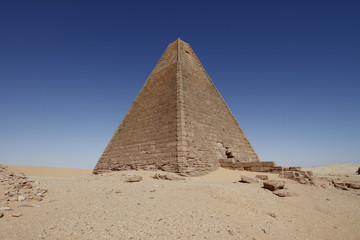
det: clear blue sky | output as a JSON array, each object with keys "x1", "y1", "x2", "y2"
[{"x1": 1, "y1": 1, "x2": 359, "y2": 169}]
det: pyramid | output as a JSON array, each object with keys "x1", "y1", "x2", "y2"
[{"x1": 93, "y1": 38, "x2": 261, "y2": 176}]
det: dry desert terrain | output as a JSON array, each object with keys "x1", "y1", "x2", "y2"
[{"x1": 1, "y1": 163, "x2": 360, "y2": 240}]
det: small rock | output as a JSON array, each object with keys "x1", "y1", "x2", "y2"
[
  {"x1": 273, "y1": 189, "x2": 297, "y2": 197},
  {"x1": 22, "y1": 183, "x2": 33, "y2": 189},
  {"x1": 11, "y1": 212, "x2": 22, "y2": 217},
  {"x1": 332, "y1": 180, "x2": 348, "y2": 190},
  {"x1": 263, "y1": 180, "x2": 285, "y2": 191},
  {"x1": 18, "y1": 196, "x2": 26, "y2": 201},
  {"x1": 239, "y1": 175, "x2": 258, "y2": 184},
  {"x1": 267, "y1": 212, "x2": 277, "y2": 218},
  {"x1": 153, "y1": 174, "x2": 185, "y2": 181},
  {"x1": 0, "y1": 212, "x2": 3, "y2": 218},
  {"x1": 227, "y1": 229, "x2": 234, "y2": 235},
  {"x1": 255, "y1": 175, "x2": 269, "y2": 180},
  {"x1": 125, "y1": 175, "x2": 142, "y2": 182},
  {"x1": 37, "y1": 188, "x2": 48, "y2": 194},
  {"x1": 0, "y1": 207, "x2": 13, "y2": 211},
  {"x1": 32, "y1": 196, "x2": 43, "y2": 201},
  {"x1": 356, "y1": 167, "x2": 360, "y2": 175}
]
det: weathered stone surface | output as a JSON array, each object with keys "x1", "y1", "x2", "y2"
[
  {"x1": 239, "y1": 175, "x2": 258, "y2": 183},
  {"x1": 153, "y1": 174, "x2": 185, "y2": 181},
  {"x1": 263, "y1": 180, "x2": 285, "y2": 191},
  {"x1": 255, "y1": 175, "x2": 269, "y2": 180},
  {"x1": 124, "y1": 175, "x2": 143, "y2": 182},
  {"x1": 93, "y1": 39, "x2": 261, "y2": 176},
  {"x1": 273, "y1": 189, "x2": 297, "y2": 197}
]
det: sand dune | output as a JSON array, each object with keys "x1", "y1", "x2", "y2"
[{"x1": 1, "y1": 164, "x2": 360, "y2": 240}]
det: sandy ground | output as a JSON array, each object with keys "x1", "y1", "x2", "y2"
[{"x1": 1, "y1": 163, "x2": 360, "y2": 240}]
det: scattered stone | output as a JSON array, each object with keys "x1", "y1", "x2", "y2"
[
  {"x1": 153, "y1": 174, "x2": 185, "y2": 181},
  {"x1": 273, "y1": 189, "x2": 297, "y2": 197},
  {"x1": 125, "y1": 175, "x2": 142, "y2": 182},
  {"x1": 0, "y1": 212, "x2": 3, "y2": 218},
  {"x1": 356, "y1": 167, "x2": 360, "y2": 175},
  {"x1": 255, "y1": 175, "x2": 268, "y2": 180},
  {"x1": 11, "y1": 212, "x2": 22, "y2": 217},
  {"x1": 0, "y1": 167, "x2": 48, "y2": 207},
  {"x1": 239, "y1": 175, "x2": 258, "y2": 183},
  {"x1": 263, "y1": 180, "x2": 285, "y2": 191}
]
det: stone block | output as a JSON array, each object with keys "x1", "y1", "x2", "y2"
[
  {"x1": 263, "y1": 180, "x2": 285, "y2": 191},
  {"x1": 261, "y1": 161, "x2": 276, "y2": 167},
  {"x1": 240, "y1": 175, "x2": 258, "y2": 183},
  {"x1": 279, "y1": 171, "x2": 295, "y2": 179},
  {"x1": 249, "y1": 166, "x2": 271, "y2": 172},
  {"x1": 289, "y1": 167, "x2": 302, "y2": 171},
  {"x1": 255, "y1": 174, "x2": 269, "y2": 180}
]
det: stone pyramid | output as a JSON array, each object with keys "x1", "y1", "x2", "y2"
[{"x1": 93, "y1": 38, "x2": 261, "y2": 176}]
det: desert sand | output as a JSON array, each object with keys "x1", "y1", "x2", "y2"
[{"x1": 1, "y1": 163, "x2": 360, "y2": 240}]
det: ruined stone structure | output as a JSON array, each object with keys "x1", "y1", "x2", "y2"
[{"x1": 94, "y1": 38, "x2": 262, "y2": 176}]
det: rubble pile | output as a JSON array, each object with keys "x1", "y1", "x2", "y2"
[
  {"x1": 0, "y1": 164, "x2": 47, "y2": 218},
  {"x1": 220, "y1": 160, "x2": 314, "y2": 184}
]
